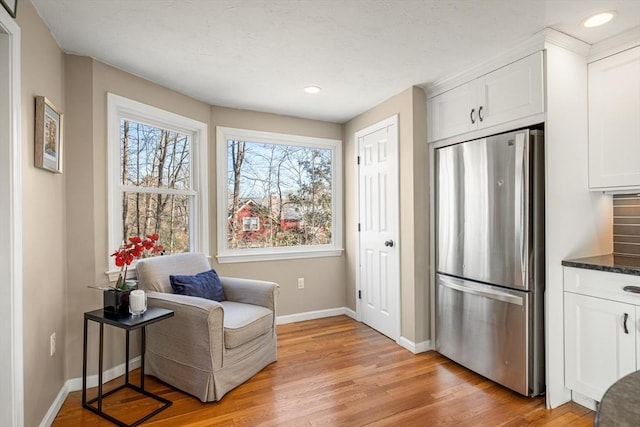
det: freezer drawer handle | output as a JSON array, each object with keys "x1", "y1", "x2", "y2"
[
  {"x1": 623, "y1": 286, "x2": 640, "y2": 294},
  {"x1": 623, "y1": 313, "x2": 629, "y2": 334},
  {"x1": 439, "y1": 277, "x2": 523, "y2": 306}
]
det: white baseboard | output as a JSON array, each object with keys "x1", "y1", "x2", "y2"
[
  {"x1": 39, "y1": 384, "x2": 70, "y2": 427},
  {"x1": 398, "y1": 336, "x2": 434, "y2": 354},
  {"x1": 66, "y1": 356, "x2": 142, "y2": 392},
  {"x1": 571, "y1": 390, "x2": 598, "y2": 411},
  {"x1": 39, "y1": 356, "x2": 141, "y2": 427},
  {"x1": 344, "y1": 307, "x2": 356, "y2": 319},
  {"x1": 276, "y1": 307, "x2": 354, "y2": 325}
]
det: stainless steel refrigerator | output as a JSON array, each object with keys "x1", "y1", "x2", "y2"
[{"x1": 435, "y1": 128, "x2": 544, "y2": 397}]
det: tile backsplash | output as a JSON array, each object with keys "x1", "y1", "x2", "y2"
[{"x1": 613, "y1": 194, "x2": 640, "y2": 257}]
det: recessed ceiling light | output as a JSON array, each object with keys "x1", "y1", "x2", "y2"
[
  {"x1": 582, "y1": 11, "x2": 617, "y2": 28},
  {"x1": 304, "y1": 86, "x2": 321, "y2": 94}
]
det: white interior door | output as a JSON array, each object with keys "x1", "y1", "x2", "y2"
[{"x1": 356, "y1": 115, "x2": 399, "y2": 340}]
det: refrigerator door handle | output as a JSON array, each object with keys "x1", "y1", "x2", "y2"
[
  {"x1": 514, "y1": 132, "x2": 527, "y2": 287},
  {"x1": 439, "y1": 276, "x2": 524, "y2": 306}
]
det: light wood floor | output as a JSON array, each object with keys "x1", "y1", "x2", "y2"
[{"x1": 54, "y1": 315, "x2": 594, "y2": 426}]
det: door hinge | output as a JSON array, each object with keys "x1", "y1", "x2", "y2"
[
  {"x1": 357, "y1": 156, "x2": 360, "y2": 165},
  {"x1": 358, "y1": 223, "x2": 361, "y2": 232},
  {"x1": 358, "y1": 290, "x2": 362, "y2": 299}
]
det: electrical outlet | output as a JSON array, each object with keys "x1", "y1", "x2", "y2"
[
  {"x1": 50, "y1": 332, "x2": 56, "y2": 356},
  {"x1": 297, "y1": 277, "x2": 304, "y2": 289}
]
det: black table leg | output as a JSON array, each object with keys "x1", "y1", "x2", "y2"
[
  {"x1": 140, "y1": 326, "x2": 146, "y2": 390},
  {"x1": 98, "y1": 322, "x2": 104, "y2": 413},
  {"x1": 125, "y1": 329, "x2": 130, "y2": 386},
  {"x1": 82, "y1": 317, "x2": 88, "y2": 405}
]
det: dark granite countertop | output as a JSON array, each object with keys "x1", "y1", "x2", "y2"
[
  {"x1": 596, "y1": 370, "x2": 640, "y2": 426},
  {"x1": 562, "y1": 254, "x2": 640, "y2": 276}
]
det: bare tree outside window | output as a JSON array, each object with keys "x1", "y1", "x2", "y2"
[
  {"x1": 226, "y1": 139, "x2": 333, "y2": 249},
  {"x1": 120, "y1": 119, "x2": 191, "y2": 254}
]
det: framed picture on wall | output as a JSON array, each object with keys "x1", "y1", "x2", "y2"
[
  {"x1": 0, "y1": 0, "x2": 17, "y2": 18},
  {"x1": 35, "y1": 96, "x2": 63, "y2": 173}
]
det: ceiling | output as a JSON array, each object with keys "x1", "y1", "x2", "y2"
[{"x1": 31, "y1": 0, "x2": 640, "y2": 123}]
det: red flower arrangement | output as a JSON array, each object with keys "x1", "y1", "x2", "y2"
[{"x1": 111, "y1": 233, "x2": 164, "y2": 289}]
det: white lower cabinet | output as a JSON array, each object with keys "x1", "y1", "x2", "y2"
[
  {"x1": 563, "y1": 267, "x2": 640, "y2": 402},
  {"x1": 564, "y1": 292, "x2": 636, "y2": 401}
]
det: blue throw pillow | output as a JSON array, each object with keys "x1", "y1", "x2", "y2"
[{"x1": 170, "y1": 269, "x2": 226, "y2": 302}]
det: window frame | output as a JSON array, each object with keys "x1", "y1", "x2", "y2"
[
  {"x1": 216, "y1": 126, "x2": 343, "y2": 263},
  {"x1": 107, "y1": 93, "x2": 209, "y2": 279}
]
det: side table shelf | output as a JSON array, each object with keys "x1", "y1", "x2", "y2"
[{"x1": 82, "y1": 306, "x2": 174, "y2": 427}]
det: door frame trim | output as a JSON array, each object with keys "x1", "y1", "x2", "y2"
[
  {"x1": 354, "y1": 114, "x2": 400, "y2": 341},
  {"x1": 0, "y1": 8, "x2": 23, "y2": 427}
]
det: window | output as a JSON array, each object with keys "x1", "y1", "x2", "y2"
[
  {"x1": 243, "y1": 217, "x2": 260, "y2": 232},
  {"x1": 216, "y1": 127, "x2": 343, "y2": 263},
  {"x1": 107, "y1": 93, "x2": 208, "y2": 276}
]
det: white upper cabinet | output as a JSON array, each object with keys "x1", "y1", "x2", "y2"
[
  {"x1": 479, "y1": 53, "x2": 544, "y2": 129},
  {"x1": 428, "y1": 52, "x2": 544, "y2": 142},
  {"x1": 427, "y1": 81, "x2": 477, "y2": 141},
  {"x1": 588, "y1": 45, "x2": 640, "y2": 192}
]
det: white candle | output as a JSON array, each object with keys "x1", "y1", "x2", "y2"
[{"x1": 129, "y1": 290, "x2": 147, "y2": 316}]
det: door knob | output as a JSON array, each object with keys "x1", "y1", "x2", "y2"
[{"x1": 384, "y1": 240, "x2": 394, "y2": 247}]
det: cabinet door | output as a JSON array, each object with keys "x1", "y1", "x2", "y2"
[
  {"x1": 427, "y1": 82, "x2": 477, "y2": 142},
  {"x1": 564, "y1": 292, "x2": 636, "y2": 402},
  {"x1": 589, "y1": 46, "x2": 640, "y2": 190},
  {"x1": 478, "y1": 52, "x2": 544, "y2": 130},
  {"x1": 427, "y1": 52, "x2": 544, "y2": 142}
]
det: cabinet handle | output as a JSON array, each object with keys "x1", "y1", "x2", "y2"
[
  {"x1": 470, "y1": 108, "x2": 476, "y2": 124},
  {"x1": 624, "y1": 313, "x2": 629, "y2": 334},
  {"x1": 623, "y1": 286, "x2": 640, "y2": 294},
  {"x1": 478, "y1": 106, "x2": 484, "y2": 122}
]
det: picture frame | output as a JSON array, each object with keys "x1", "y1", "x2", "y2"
[
  {"x1": 35, "y1": 96, "x2": 63, "y2": 173},
  {"x1": 0, "y1": 0, "x2": 17, "y2": 18}
]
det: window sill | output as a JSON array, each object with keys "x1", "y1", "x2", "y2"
[
  {"x1": 105, "y1": 255, "x2": 213, "y2": 281},
  {"x1": 105, "y1": 268, "x2": 137, "y2": 283},
  {"x1": 216, "y1": 248, "x2": 344, "y2": 264}
]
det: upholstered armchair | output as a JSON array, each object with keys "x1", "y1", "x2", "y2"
[{"x1": 135, "y1": 252, "x2": 278, "y2": 402}]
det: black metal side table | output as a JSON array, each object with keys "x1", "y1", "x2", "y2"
[{"x1": 82, "y1": 306, "x2": 174, "y2": 427}]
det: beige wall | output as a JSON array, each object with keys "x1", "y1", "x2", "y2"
[
  {"x1": 411, "y1": 89, "x2": 429, "y2": 344},
  {"x1": 64, "y1": 54, "x2": 97, "y2": 380},
  {"x1": 18, "y1": 1, "x2": 67, "y2": 426},
  {"x1": 343, "y1": 87, "x2": 430, "y2": 345}
]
